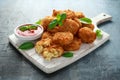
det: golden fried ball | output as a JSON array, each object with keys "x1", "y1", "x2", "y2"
[
  {"x1": 78, "y1": 27, "x2": 96, "y2": 43},
  {"x1": 63, "y1": 37, "x2": 82, "y2": 51},
  {"x1": 52, "y1": 9, "x2": 62, "y2": 16},
  {"x1": 62, "y1": 19, "x2": 79, "y2": 35},
  {"x1": 75, "y1": 12, "x2": 85, "y2": 18},
  {"x1": 41, "y1": 16, "x2": 55, "y2": 30},
  {"x1": 53, "y1": 32, "x2": 74, "y2": 45},
  {"x1": 82, "y1": 24, "x2": 94, "y2": 30},
  {"x1": 41, "y1": 32, "x2": 53, "y2": 39},
  {"x1": 74, "y1": 18, "x2": 82, "y2": 28},
  {"x1": 52, "y1": 9, "x2": 76, "y2": 19},
  {"x1": 64, "y1": 9, "x2": 76, "y2": 19}
]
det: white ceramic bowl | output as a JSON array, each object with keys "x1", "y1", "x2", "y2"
[{"x1": 14, "y1": 24, "x2": 44, "y2": 41}]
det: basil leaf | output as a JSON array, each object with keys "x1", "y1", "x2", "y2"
[
  {"x1": 35, "y1": 19, "x2": 41, "y2": 25},
  {"x1": 80, "y1": 18, "x2": 92, "y2": 24},
  {"x1": 19, "y1": 26, "x2": 28, "y2": 31},
  {"x1": 28, "y1": 25, "x2": 37, "y2": 30},
  {"x1": 96, "y1": 29, "x2": 103, "y2": 39},
  {"x1": 58, "y1": 13, "x2": 66, "y2": 26},
  {"x1": 62, "y1": 52, "x2": 73, "y2": 57},
  {"x1": 56, "y1": 14, "x2": 61, "y2": 21},
  {"x1": 19, "y1": 42, "x2": 34, "y2": 50},
  {"x1": 48, "y1": 19, "x2": 58, "y2": 29},
  {"x1": 48, "y1": 13, "x2": 66, "y2": 29},
  {"x1": 19, "y1": 25, "x2": 38, "y2": 31},
  {"x1": 57, "y1": 13, "x2": 66, "y2": 21},
  {"x1": 58, "y1": 21, "x2": 63, "y2": 26},
  {"x1": 60, "y1": 13, "x2": 66, "y2": 20}
]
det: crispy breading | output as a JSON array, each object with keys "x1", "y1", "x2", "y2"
[
  {"x1": 62, "y1": 19, "x2": 79, "y2": 35},
  {"x1": 75, "y1": 12, "x2": 85, "y2": 18},
  {"x1": 53, "y1": 32, "x2": 74, "y2": 45},
  {"x1": 74, "y1": 18, "x2": 82, "y2": 28},
  {"x1": 82, "y1": 24, "x2": 94, "y2": 30},
  {"x1": 52, "y1": 9, "x2": 62, "y2": 16},
  {"x1": 78, "y1": 27, "x2": 96, "y2": 43},
  {"x1": 64, "y1": 9, "x2": 76, "y2": 19},
  {"x1": 52, "y1": 9, "x2": 76, "y2": 19},
  {"x1": 63, "y1": 37, "x2": 82, "y2": 51},
  {"x1": 41, "y1": 16, "x2": 55, "y2": 30},
  {"x1": 41, "y1": 32, "x2": 53, "y2": 39}
]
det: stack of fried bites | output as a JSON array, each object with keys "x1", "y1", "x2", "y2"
[{"x1": 35, "y1": 10, "x2": 96, "y2": 60}]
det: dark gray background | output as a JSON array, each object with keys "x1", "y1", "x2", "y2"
[{"x1": 0, "y1": 0, "x2": 120, "y2": 80}]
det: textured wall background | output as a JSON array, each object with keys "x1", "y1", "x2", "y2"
[{"x1": 0, "y1": 0, "x2": 120, "y2": 80}]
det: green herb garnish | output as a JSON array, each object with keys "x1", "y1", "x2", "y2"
[
  {"x1": 19, "y1": 25, "x2": 38, "y2": 32},
  {"x1": 56, "y1": 14, "x2": 61, "y2": 21},
  {"x1": 19, "y1": 26, "x2": 28, "y2": 31},
  {"x1": 96, "y1": 29, "x2": 103, "y2": 39},
  {"x1": 62, "y1": 52, "x2": 73, "y2": 57},
  {"x1": 60, "y1": 13, "x2": 67, "y2": 20},
  {"x1": 35, "y1": 19, "x2": 41, "y2": 25},
  {"x1": 80, "y1": 17, "x2": 92, "y2": 24},
  {"x1": 48, "y1": 13, "x2": 67, "y2": 29},
  {"x1": 57, "y1": 13, "x2": 67, "y2": 26},
  {"x1": 19, "y1": 42, "x2": 34, "y2": 50},
  {"x1": 58, "y1": 21, "x2": 63, "y2": 26},
  {"x1": 28, "y1": 25, "x2": 37, "y2": 30},
  {"x1": 48, "y1": 19, "x2": 58, "y2": 29}
]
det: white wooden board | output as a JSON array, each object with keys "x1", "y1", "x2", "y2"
[{"x1": 8, "y1": 13, "x2": 112, "y2": 73}]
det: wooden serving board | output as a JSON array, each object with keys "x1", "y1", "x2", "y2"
[{"x1": 8, "y1": 13, "x2": 112, "y2": 73}]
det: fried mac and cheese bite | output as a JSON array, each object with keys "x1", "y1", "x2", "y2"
[
  {"x1": 41, "y1": 32, "x2": 53, "y2": 39},
  {"x1": 82, "y1": 24, "x2": 94, "y2": 30},
  {"x1": 53, "y1": 32, "x2": 74, "y2": 45},
  {"x1": 62, "y1": 19, "x2": 79, "y2": 35},
  {"x1": 63, "y1": 37, "x2": 82, "y2": 51},
  {"x1": 42, "y1": 45, "x2": 64, "y2": 61},
  {"x1": 75, "y1": 12, "x2": 85, "y2": 18},
  {"x1": 52, "y1": 9, "x2": 76, "y2": 19},
  {"x1": 41, "y1": 16, "x2": 55, "y2": 30},
  {"x1": 78, "y1": 27, "x2": 96, "y2": 43}
]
